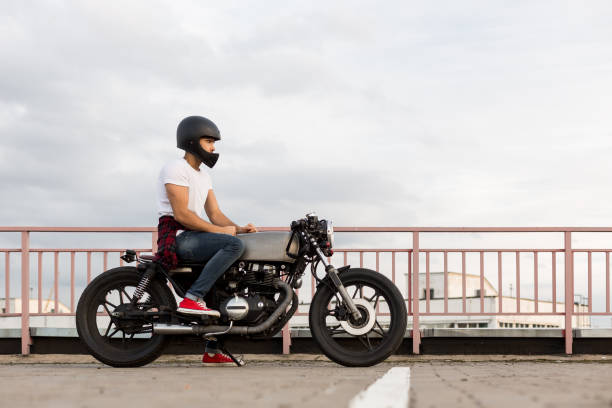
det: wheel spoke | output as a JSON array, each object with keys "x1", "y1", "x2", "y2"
[
  {"x1": 327, "y1": 325, "x2": 345, "y2": 336},
  {"x1": 108, "y1": 327, "x2": 120, "y2": 338},
  {"x1": 373, "y1": 294, "x2": 381, "y2": 312},
  {"x1": 102, "y1": 302, "x2": 114, "y2": 316},
  {"x1": 365, "y1": 290, "x2": 379, "y2": 302},
  {"x1": 118, "y1": 287, "x2": 129, "y2": 304},
  {"x1": 121, "y1": 287, "x2": 133, "y2": 303},
  {"x1": 372, "y1": 328, "x2": 385, "y2": 337},
  {"x1": 357, "y1": 333, "x2": 372, "y2": 351},
  {"x1": 374, "y1": 320, "x2": 387, "y2": 338},
  {"x1": 103, "y1": 321, "x2": 113, "y2": 337},
  {"x1": 352, "y1": 284, "x2": 362, "y2": 299}
]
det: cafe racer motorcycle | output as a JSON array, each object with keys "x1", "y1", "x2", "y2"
[{"x1": 76, "y1": 213, "x2": 407, "y2": 367}]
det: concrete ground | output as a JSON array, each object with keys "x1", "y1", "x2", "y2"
[{"x1": 1, "y1": 355, "x2": 612, "y2": 407}]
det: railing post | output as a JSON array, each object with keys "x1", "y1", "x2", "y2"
[
  {"x1": 564, "y1": 231, "x2": 573, "y2": 354},
  {"x1": 282, "y1": 323, "x2": 291, "y2": 354},
  {"x1": 152, "y1": 230, "x2": 159, "y2": 254},
  {"x1": 412, "y1": 231, "x2": 420, "y2": 354},
  {"x1": 21, "y1": 231, "x2": 31, "y2": 355}
]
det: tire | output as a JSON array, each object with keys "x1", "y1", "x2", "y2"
[
  {"x1": 309, "y1": 268, "x2": 407, "y2": 367},
  {"x1": 76, "y1": 267, "x2": 176, "y2": 367}
]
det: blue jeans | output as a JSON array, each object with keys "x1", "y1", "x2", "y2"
[{"x1": 175, "y1": 231, "x2": 246, "y2": 299}]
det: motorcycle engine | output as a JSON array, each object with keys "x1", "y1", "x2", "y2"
[
  {"x1": 219, "y1": 294, "x2": 271, "y2": 321},
  {"x1": 218, "y1": 263, "x2": 281, "y2": 322}
]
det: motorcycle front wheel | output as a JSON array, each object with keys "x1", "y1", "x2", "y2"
[
  {"x1": 76, "y1": 267, "x2": 176, "y2": 367},
  {"x1": 309, "y1": 268, "x2": 407, "y2": 367}
]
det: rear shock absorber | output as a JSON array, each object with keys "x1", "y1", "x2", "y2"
[{"x1": 132, "y1": 263, "x2": 158, "y2": 304}]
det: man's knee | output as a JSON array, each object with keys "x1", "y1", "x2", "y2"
[{"x1": 227, "y1": 236, "x2": 245, "y2": 256}]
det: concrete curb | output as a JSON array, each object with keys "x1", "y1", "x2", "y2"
[{"x1": 1, "y1": 354, "x2": 612, "y2": 365}]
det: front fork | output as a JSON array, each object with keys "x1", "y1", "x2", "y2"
[{"x1": 314, "y1": 247, "x2": 361, "y2": 320}]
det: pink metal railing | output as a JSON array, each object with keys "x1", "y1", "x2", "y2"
[{"x1": 2, "y1": 226, "x2": 612, "y2": 356}]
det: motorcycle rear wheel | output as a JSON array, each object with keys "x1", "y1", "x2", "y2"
[
  {"x1": 309, "y1": 268, "x2": 407, "y2": 367},
  {"x1": 76, "y1": 267, "x2": 176, "y2": 367}
]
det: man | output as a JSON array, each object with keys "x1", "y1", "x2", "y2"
[{"x1": 156, "y1": 115, "x2": 257, "y2": 365}]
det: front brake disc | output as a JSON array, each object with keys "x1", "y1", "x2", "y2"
[{"x1": 339, "y1": 298, "x2": 376, "y2": 336}]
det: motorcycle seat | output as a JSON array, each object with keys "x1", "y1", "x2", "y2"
[{"x1": 135, "y1": 254, "x2": 203, "y2": 273}]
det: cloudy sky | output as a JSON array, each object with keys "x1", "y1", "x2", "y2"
[
  {"x1": 3, "y1": 1, "x2": 612, "y2": 325},
  {"x1": 2, "y1": 1, "x2": 612, "y2": 230}
]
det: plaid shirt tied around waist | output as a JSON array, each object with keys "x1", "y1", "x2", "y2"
[{"x1": 153, "y1": 216, "x2": 190, "y2": 270}]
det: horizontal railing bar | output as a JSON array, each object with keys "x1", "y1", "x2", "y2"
[
  {"x1": 0, "y1": 313, "x2": 116, "y2": 317},
  {"x1": 574, "y1": 313, "x2": 612, "y2": 316},
  {"x1": 5, "y1": 248, "x2": 606, "y2": 253},
  {"x1": 0, "y1": 248, "x2": 152, "y2": 252},
  {"x1": 0, "y1": 227, "x2": 156, "y2": 232},
  {"x1": 418, "y1": 313, "x2": 567, "y2": 316},
  {"x1": 0, "y1": 313, "x2": 79, "y2": 317},
  {"x1": 571, "y1": 249, "x2": 612, "y2": 253},
  {"x1": 333, "y1": 227, "x2": 612, "y2": 232},
  {"x1": 1, "y1": 247, "x2": 608, "y2": 254},
  {"x1": 5, "y1": 226, "x2": 612, "y2": 233},
  {"x1": 419, "y1": 249, "x2": 565, "y2": 252},
  {"x1": 3, "y1": 310, "x2": 605, "y2": 319},
  {"x1": 7, "y1": 248, "x2": 612, "y2": 253},
  {"x1": 333, "y1": 249, "x2": 411, "y2": 253},
  {"x1": 28, "y1": 313, "x2": 76, "y2": 317}
]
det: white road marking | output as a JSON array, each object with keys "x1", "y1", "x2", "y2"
[{"x1": 349, "y1": 367, "x2": 411, "y2": 408}]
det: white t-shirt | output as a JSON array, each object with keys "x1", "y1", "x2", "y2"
[{"x1": 157, "y1": 158, "x2": 213, "y2": 218}]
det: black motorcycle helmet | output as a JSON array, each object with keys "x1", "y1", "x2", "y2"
[{"x1": 176, "y1": 115, "x2": 221, "y2": 168}]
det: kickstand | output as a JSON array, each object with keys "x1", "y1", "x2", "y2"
[
  {"x1": 204, "y1": 336, "x2": 246, "y2": 367},
  {"x1": 219, "y1": 344, "x2": 246, "y2": 367}
]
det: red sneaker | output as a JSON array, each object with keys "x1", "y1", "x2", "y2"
[
  {"x1": 202, "y1": 351, "x2": 244, "y2": 366},
  {"x1": 177, "y1": 298, "x2": 220, "y2": 317}
]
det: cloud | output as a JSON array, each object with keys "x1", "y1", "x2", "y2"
[
  {"x1": 1, "y1": 0, "x2": 612, "y2": 232},
  {"x1": 3, "y1": 1, "x2": 612, "y2": 327}
]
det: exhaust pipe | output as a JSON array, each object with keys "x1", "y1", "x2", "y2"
[
  {"x1": 153, "y1": 323, "x2": 194, "y2": 335},
  {"x1": 152, "y1": 279, "x2": 294, "y2": 336}
]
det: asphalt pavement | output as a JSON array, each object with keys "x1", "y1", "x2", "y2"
[{"x1": 1, "y1": 355, "x2": 612, "y2": 408}]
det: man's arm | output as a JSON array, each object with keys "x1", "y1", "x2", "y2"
[
  {"x1": 165, "y1": 184, "x2": 235, "y2": 235},
  {"x1": 205, "y1": 190, "x2": 257, "y2": 234}
]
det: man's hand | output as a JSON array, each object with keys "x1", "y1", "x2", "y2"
[
  {"x1": 238, "y1": 223, "x2": 257, "y2": 234},
  {"x1": 219, "y1": 226, "x2": 237, "y2": 236}
]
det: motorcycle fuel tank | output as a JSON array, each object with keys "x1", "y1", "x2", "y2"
[{"x1": 237, "y1": 231, "x2": 299, "y2": 263}]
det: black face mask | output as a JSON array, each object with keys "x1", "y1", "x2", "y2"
[
  {"x1": 197, "y1": 150, "x2": 219, "y2": 168},
  {"x1": 188, "y1": 141, "x2": 219, "y2": 168}
]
